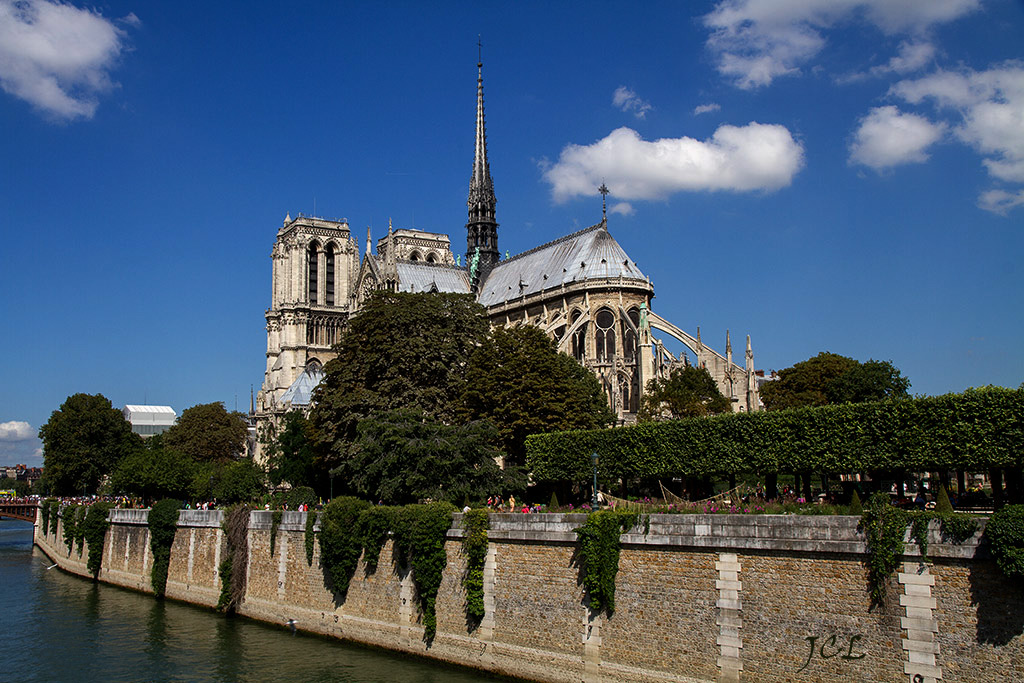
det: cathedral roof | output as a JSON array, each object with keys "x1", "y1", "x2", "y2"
[
  {"x1": 476, "y1": 222, "x2": 649, "y2": 307},
  {"x1": 280, "y1": 366, "x2": 324, "y2": 406},
  {"x1": 396, "y1": 262, "x2": 471, "y2": 294}
]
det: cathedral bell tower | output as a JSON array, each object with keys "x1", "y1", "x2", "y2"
[{"x1": 466, "y1": 48, "x2": 499, "y2": 288}]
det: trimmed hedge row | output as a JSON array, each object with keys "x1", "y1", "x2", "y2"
[{"x1": 526, "y1": 387, "x2": 1024, "y2": 483}]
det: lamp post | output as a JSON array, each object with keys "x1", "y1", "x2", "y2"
[{"x1": 591, "y1": 452, "x2": 599, "y2": 509}]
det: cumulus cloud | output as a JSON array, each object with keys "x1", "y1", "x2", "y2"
[
  {"x1": 0, "y1": 421, "x2": 34, "y2": 442},
  {"x1": 849, "y1": 105, "x2": 946, "y2": 169},
  {"x1": 0, "y1": 0, "x2": 134, "y2": 120},
  {"x1": 612, "y1": 86, "x2": 652, "y2": 119},
  {"x1": 892, "y1": 63, "x2": 1024, "y2": 183},
  {"x1": 543, "y1": 123, "x2": 804, "y2": 202},
  {"x1": 703, "y1": 0, "x2": 980, "y2": 89},
  {"x1": 609, "y1": 202, "x2": 634, "y2": 216},
  {"x1": 694, "y1": 103, "x2": 721, "y2": 115},
  {"x1": 978, "y1": 189, "x2": 1024, "y2": 215}
]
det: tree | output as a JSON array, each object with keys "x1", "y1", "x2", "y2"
[
  {"x1": 162, "y1": 402, "x2": 249, "y2": 462},
  {"x1": 461, "y1": 325, "x2": 615, "y2": 465},
  {"x1": 264, "y1": 410, "x2": 316, "y2": 489},
  {"x1": 39, "y1": 393, "x2": 142, "y2": 495},
  {"x1": 107, "y1": 442, "x2": 196, "y2": 501},
  {"x1": 637, "y1": 365, "x2": 731, "y2": 421},
  {"x1": 344, "y1": 408, "x2": 518, "y2": 504},
  {"x1": 310, "y1": 292, "x2": 489, "y2": 474},
  {"x1": 760, "y1": 352, "x2": 909, "y2": 411}
]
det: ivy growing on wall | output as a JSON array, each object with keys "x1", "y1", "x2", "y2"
[
  {"x1": 859, "y1": 493, "x2": 980, "y2": 606},
  {"x1": 270, "y1": 509, "x2": 283, "y2": 557},
  {"x1": 148, "y1": 499, "x2": 181, "y2": 598},
  {"x1": 61, "y1": 504, "x2": 79, "y2": 555},
  {"x1": 72, "y1": 505, "x2": 87, "y2": 557},
  {"x1": 218, "y1": 504, "x2": 251, "y2": 613},
  {"x1": 318, "y1": 496, "x2": 371, "y2": 597},
  {"x1": 40, "y1": 498, "x2": 54, "y2": 536},
  {"x1": 357, "y1": 505, "x2": 396, "y2": 574},
  {"x1": 82, "y1": 502, "x2": 113, "y2": 578},
  {"x1": 304, "y1": 510, "x2": 317, "y2": 566},
  {"x1": 461, "y1": 508, "x2": 489, "y2": 625},
  {"x1": 574, "y1": 510, "x2": 641, "y2": 615},
  {"x1": 48, "y1": 500, "x2": 60, "y2": 537},
  {"x1": 986, "y1": 504, "x2": 1024, "y2": 579},
  {"x1": 391, "y1": 502, "x2": 456, "y2": 641}
]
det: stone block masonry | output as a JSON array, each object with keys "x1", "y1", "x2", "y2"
[{"x1": 34, "y1": 510, "x2": 1022, "y2": 683}]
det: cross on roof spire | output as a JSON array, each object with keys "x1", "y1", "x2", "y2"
[{"x1": 598, "y1": 183, "x2": 610, "y2": 220}]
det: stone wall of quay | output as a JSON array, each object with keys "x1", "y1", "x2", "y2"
[{"x1": 34, "y1": 510, "x2": 1023, "y2": 683}]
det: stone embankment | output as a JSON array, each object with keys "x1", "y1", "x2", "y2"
[{"x1": 35, "y1": 510, "x2": 1023, "y2": 683}]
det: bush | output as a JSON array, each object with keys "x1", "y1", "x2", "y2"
[
  {"x1": 357, "y1": 506, "x2": 396, "y2": 574},
  {"x1": 286, "y1": 486, "x2": 317, "y2": 510},
  {"x1": 849, "y1": 490, "x2": 863, "y2": 515},
  {"x1": 935, "y1": 486, "x2": 953, "y2": 514},
  {"x1": 148, "y1": 499, "x2": 181, "y2": 598},
  {"x1": 986, "y1": 504, "x2": 1024, "y2": 579}
]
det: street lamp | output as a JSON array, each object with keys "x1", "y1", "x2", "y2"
[{"x1": 591, "y1": 452, "x2": 599, "y2": 509}]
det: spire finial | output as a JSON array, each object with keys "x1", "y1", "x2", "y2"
[
  {"x1": 598, "y1": 183, "x2": 610, "y2": 221},
  {"x1": 477, "y1": 35, "x2": 482, "y2": 68}
]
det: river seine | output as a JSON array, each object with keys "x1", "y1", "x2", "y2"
[{"x1": 1, "y1": 520, "x2": 511, "y2": 682}]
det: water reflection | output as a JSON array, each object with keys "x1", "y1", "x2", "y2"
[{"x1": 0, "y1": 522, "x2": 513, "y2": 683}]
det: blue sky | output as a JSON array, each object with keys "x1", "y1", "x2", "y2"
[{"x1": 2, "y1": 0, "x2": 1022, "y2": 467}]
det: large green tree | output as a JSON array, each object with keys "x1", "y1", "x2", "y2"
[
  {"x1": 637, "y1": 365, "x2": 732, "y2": 421},
  {"x1": 461, "y1": 325, "x2": 615, "y2": 465},
  {"x1": 108, "y1": 439, "x2": 196, "y2": 502},
  {"x1": 310, "y1": 292, "x2": 489, "y2": 474},
  {"x1": 760, "y1": 352, "x2": 910, "y2": 411},
  {"x1": 39, "y1": 393, "x2": 142, "y2": 495},
  {"x1": 345, "y1": 408, "x2": 516, "y2": 504},
  {"x1": 162, "y1": 402, "x2": 249, "y2": 462},
  {"x1": 264, "y1": 410, "x2": 316, "y2": 490}
]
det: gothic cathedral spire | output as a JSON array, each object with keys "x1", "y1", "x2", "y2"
[{"x1": 466, "y1": 43, "x2": 499, "y2": 281}]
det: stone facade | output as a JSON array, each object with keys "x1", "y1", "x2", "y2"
[{"x1": 35, "y1": 509, "x2": 1023, "y2": 683}]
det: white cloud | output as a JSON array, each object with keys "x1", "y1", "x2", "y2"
[
  {"x1": 978, "y1": 189, "x2": 1024, "y2": 215},
  {"x1": 694, "y1": 103, "x2": 721, "y2": 115},
  {"x1": 0, "y1": 0, "x2": 133, "y2": 120},
  {"x1": 849, "y1": 105, "x2": 946, "y2": 169},
  {"x1": 543, "y1": 123, "x2": 804, "y2": 202},
  {"x1": 612, "y1": 86, "x2": 652, "y2": 119},
  {"x1": 609, "y1": 202, "x2": 634, "y2": 216},
  {"x1": 703, "y1": 0, "x2": 980, "y2": 89},
  {"x1": 0, "y1": 420, "x2": 34, "y2": 442}
]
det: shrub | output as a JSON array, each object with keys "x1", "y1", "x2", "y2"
[
  {"x1": 849, "y1": 490, "x2": 863, "y2": 515},
  {"x1": 148, "y1": 499, "x2": 181, "y2": 598},
  {"x1": 935, "y1": 486, "x2": 953, "y2": 514},
  {"x1": 286, "y1": 486, "x2": 317, "y2": 510},
  {"x1": 986, "y1": 504, "x2": 1024, "y2": 579},
  {"x1": 357, "y1": 505, "x2": 396, "y2": 574}
]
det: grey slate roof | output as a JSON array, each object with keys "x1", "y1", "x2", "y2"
[
  {"x1": 280, "y1": 366, "x2": 324, "y2": 406},
  {"x1": 477, "y1": 222, "x2": 649, "y2": 307},
  {"x1": 397, "y1": 262, "x2": 471, "y2": 294}
]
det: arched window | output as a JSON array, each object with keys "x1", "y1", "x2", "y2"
[
  {"x1": 624, "y1": 308, "x2": 639, "y2": 362},
  {"x1": 325, "y1": 244, "x2": 335, "y2": 306},
  {"x1": 595, "y1": 308, "x2": 616, "y2": 362},
  {"x1": 426, "y1": 252, "x2": 438, "y2": 263},
  {"x1": 570, "y1": 310, "x2": 587, "y2": 362},
  {"x1": 410, "y1": 250, "x2": 422, "y2": 261},
  {"x1": 307, "y1": 242, "x2": 319, "y2": 304}
]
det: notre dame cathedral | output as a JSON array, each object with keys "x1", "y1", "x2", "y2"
[{"x1": 255, "y1": 58, "x2": 760, "y2": 447}]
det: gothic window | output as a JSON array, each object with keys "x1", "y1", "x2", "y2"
[
  {"x1": 570, "y1": 310, "x2": 587, "y2": 362},
  {"x1": 595, "y1": 308, "x2": 616, "y2": 363},
  {"x1": 307, "y1": 242, "x2": 319, "y2": 304},
  {"x1": 305, "y1": 359, "x2": 322, "y2": 374},
  {"x1": 410, "y1": 250, "x2": 422, "y2": 261},
  {"x1": 426, "y1": 252, "x2": 438, "y2": 263},
  {"x1": 325, "y1": 244, "x2": 335, "y2": 306},
  {"x1": 624, "y1": 308, "x2": 639, "y2": 362}
]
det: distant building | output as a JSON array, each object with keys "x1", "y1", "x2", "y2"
[{"x1": 122, "y1": 405, "x2": 177, "y2": 438}]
